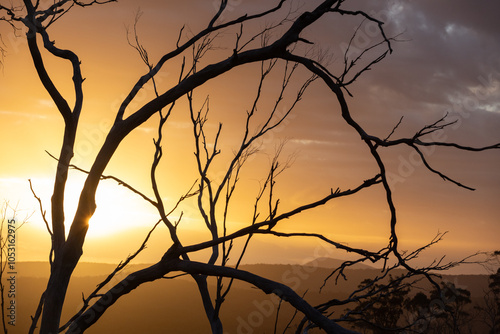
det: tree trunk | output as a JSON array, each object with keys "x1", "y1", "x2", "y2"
[
  {"x1": 39, "y1": 256, "x2": 79, "y2": 333},
  {"x1": 39, "y1": 211, "x2": 90, "y2": 333}
]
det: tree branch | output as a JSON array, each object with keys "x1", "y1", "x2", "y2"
[{"x1": 70, "y1": 257, "x2": 357, "y2": 334}]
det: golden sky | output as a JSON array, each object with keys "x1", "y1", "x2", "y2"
[{"x1": 0, "y1": 0, "x2": 499, "y2": 273}]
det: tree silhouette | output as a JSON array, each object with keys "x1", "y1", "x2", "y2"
[
  {"x1": 489, "y1": 267, "x2": 500, "y2": 332},
  {"x1": 346, "y1": 279, "x2": 478, "y2": 334},
  {"x1": 345, "y1": 275, "x2": 411, "y2": 333},
  {"x1": 427, "y1": 282, "x2": 473, "y2": 334},
  {"x1": 1, "y1": 1, "x2": 499, "y2": 333},
  {"x1": 476, "y1": 251, "x2": 500, "y2": 334},
  {"x1": 404, "y1": 291, "x2": 432, "y2": 332}
]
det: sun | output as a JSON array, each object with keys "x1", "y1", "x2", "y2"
[
  {"x1": 23, "y1": 175, "x2": 179, "y2": 241},
  {"x1": 54, "y1": 177, "x2": 158, "y2": 239},
  {"x1": 88, "y1": 182, "x2": 158, "y2": 238}
]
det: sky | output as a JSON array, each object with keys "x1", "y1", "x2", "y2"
[{"x1": 0, "y1": 0, "x2": 499, "y2": 274}]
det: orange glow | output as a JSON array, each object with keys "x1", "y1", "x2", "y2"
[{"x1": 0, "y1": 1, "x2": 499, "y2": 275}]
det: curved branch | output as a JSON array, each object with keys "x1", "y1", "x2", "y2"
[
  {"x1": 69, "y1": 258, "x2": 357, "y2": 334},
  {"x1": 65, "y1": 0, "x2": 345, "y2": 260},
  {"x1": 336, "y1": 8, "x2": 393, "y2": 53},
  {"x1": 410, "y1": 144, "x2": 475, "y2": 190},
  {"x1": 115, "y1": 0, "x2": 289, "y2": 121},
  {"x1": 175, "y1": 260, "x2": 357, "y2": 334},
  {"x1": 39, "y1": 30, "x2": 84, "y2": 116},
  {"x1": 180, "y1": 174, "x2": 382, "y2": 256},
  {"x1": 66, "y1": 255, "x2": 179, "y2": 333},
  {"x1": 25, "y1": 25, "x2": 72, "y2": 120},
  {"x1": 60, "y1": 219, "x2": 162, "y2": 332},
  {"x1": 253, "y1": 230, "x2": 383, "y2": 262}
]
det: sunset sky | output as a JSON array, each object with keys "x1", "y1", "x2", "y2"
[{"x1": 0, "y1": 0, "x2": 499, "y2": 274}]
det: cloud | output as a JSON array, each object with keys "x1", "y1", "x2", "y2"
[
  {"x1": 38, "y1": 99, "x2": 56, "y2": 108},
  {"x1": 0, "y1": 110, "x2": 49, "y2": 120},
  {"x1": 380, "y1": 0, "x2": 500, "y2": 102},
  {"x1": 321, "y1": 0, "x2": 500, "y2": 139},
  {"x1": 289, "y1": 138, "x2": 344, "y2": 147}
]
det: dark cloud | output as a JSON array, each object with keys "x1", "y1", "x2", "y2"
[{"x1": 370, "y1": 0, "x2": 500, "y2": 109}]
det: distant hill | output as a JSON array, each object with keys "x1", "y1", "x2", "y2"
[
  {"x1": 16, "y1": 261, "x2": 153, "y2": 278},
  {"x1": 303, "y1": 257, "x2": 376, "y2": 270},
  {"x1": 10, "y1": 261, "x2": 492, "y2": 334},
  {"x1": 17, "y1": 257, "x2": 375, "y2": 280}
]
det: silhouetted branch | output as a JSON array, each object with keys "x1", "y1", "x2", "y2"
[
  {"x1": 253, "y1": 230, "x2": 383, "y2": 262},
  {"x1": 46, "y1": 151, "x2": 158, "y2": 207},
  {"x1": 383, "y1": 116, "x2": 404, "y2": 142},
  {"x1": 28, "y1": 179, "x2": 52, "y2": 237},
  {"x1": 179, "y1": 174, "x2": 382, "y2": 256},
  {"x1": 308, "y1": 233, "x2": 486, "y2": 332},
  {"x1": 70, "y1": 257, "x2": 357, "y2": 334},
  {"x1": 114, "y1": 0, "x2": 288, "y2": 122},
  {"x1": 6, "y1": 0, "x2": 496, "y2": 332},
  {"x1": 60, "y1": 219, "x2": 162, "y2": 332},
  {"x1": 336, "y1": 8, "x2": 393, "y2": 53},
  {"x1": 410, "y1": 144, "x2": 475, "y2": 190},
  {"x1": 28, "y1": 179, "x2": 54, "y2": 269},
  {"x1": 28, "y1": 292, "x2": 45, "y2": 334}
]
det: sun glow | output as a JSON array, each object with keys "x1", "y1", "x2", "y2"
[
  {"x1": 86, "y1": 182, "x2": 159, "y2": 238},
  {"x1": 18, "y1": 176, "x2": 158, "y2": 239}
]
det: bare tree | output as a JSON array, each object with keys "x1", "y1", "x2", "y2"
[{"x1": 1, "y1": 1, "x2": 499, "y2": 333}]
